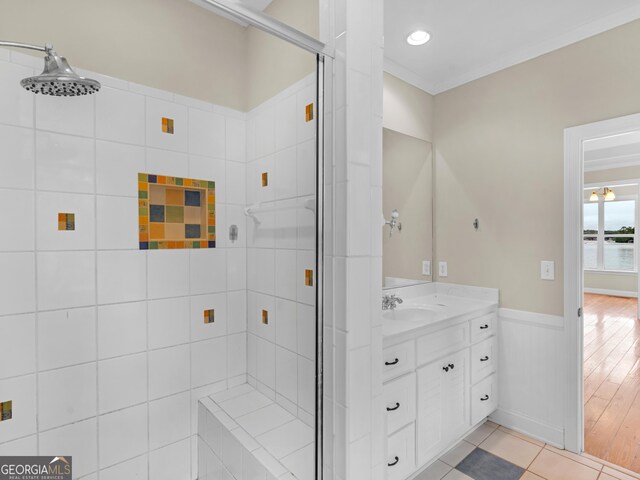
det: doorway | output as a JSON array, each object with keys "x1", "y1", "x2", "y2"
[{"x1": 565, "y1": 114, "x2": 640, "y2": 473}]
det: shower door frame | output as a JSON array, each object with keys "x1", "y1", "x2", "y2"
[{"x1": 193, "y1": 2, "x2": 331, "y2": 479}]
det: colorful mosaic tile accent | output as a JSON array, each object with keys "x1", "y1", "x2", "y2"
[
  {"x1": 0, "y1": 400, "x2": 11, "y2": 422},
  {"x1": 261, "y1": 172, "x2": 268, "y2": 187},
  {"x1": 138, "y1": 173, "x2": 215, "y2": 250},
  {"x1": 305, "y1": 269, "x2": 314, "y2": 287},
  {"x1": 162, "y1": 117, "x2": 174, "y2": 134},
  {"x1": 305, "y1": 103, "x2": 314, "y2": 122},
  {"x1": 58, "y1": 213, "x2": 75, "y2": 231},
  {"x1": 261, "y1": 309, "x2": 269, "y2": 325},
  {"x1": 204, "y1": 309, "x2": 215, "y2": 324}
]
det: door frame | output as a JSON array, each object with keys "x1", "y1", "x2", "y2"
[{"x1": 564, "y1": 112, "x2": 640, "y2": 453}]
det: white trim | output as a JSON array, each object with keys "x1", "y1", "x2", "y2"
[
  {"x1": 499, "y1": 308, "x2": 564, "y2": 328},
  {"x1": 585, "y1": 269, "x2": 637, "y2": 276},
  {"x1": 383, "y1": 57, "x2": 435, "y2": 95},
  {"x1": 490, "y1": 408, "x2": 564, "y2": 448},
  {"x1": 584, "y1": 287, "x2": 638, "y2": 298},
  {"x1": 564, "y1": 112, "x2": 640, "y2": 454}
]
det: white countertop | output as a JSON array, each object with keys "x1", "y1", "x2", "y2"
[{"x1": 382, "y1": 293, "x2": 498, "y2": 344}]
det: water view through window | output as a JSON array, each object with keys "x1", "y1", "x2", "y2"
[{"x1": 584, "y1": 199, "x2": 636, "y2": 272}]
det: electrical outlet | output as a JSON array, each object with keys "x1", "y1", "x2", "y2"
[
  {"x1": 541, "y1": 261, "x2": 555, "y2": 280},
  {"x1": 422, "y1": 260, "x2": 431, "y2": 276},
  {"x1": 439, "y1": 261, "x2": 448, "y2": 277}
]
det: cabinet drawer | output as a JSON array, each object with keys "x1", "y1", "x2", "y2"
[
  {"x1": 471, "y1": 374, "x2": 498, "y2": 425},
  {"x1": 387, "y1": 423, "x2": 415, "y2": 480},
  {"x1": 470, "y1": 313, "x2": 496, "y2": 343},
  {"x1": 383, "y1": 341, "x2": 415, "y2": 382},
  {"x1": 384, "y1": 373, "x2": 416, "y2": 435},
  {"x1": 471, "y1": 336, "x2": 497, "y2": 384},
  {"x1": 416, "y1": 322, "x2": 469, "y2": 366}
]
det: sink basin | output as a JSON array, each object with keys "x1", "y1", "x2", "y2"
[{"x1": 382, "y1": 307, "x2": 438, "y2": 322}]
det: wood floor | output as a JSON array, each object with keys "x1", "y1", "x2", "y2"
[{"x1": 584, "y1": 293, "x2": 640, "y2": 472}]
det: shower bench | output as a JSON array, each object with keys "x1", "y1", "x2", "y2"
[{"x1": 198, "y1": 384, "x2": 314, "y2": 480}]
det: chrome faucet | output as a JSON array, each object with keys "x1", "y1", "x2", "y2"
[{"x1": 382, "y1": 294, "x2": 403, "y2": 311}]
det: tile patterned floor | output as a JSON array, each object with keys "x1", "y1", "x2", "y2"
[{"x1": 415, "y1": 421, "x2": 640, "y2": 480}]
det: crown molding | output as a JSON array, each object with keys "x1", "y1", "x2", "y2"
[{"x1": 383, "y1": 57, "x2": 436, "y2": 95}]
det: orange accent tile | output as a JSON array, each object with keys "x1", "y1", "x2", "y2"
[
  {"x1": 166, "y1": 188, "x2": 184, "y2": 206},
  {"x1": 162, "y1": 117, "x2": 174, "y2": 134},
  {"x1": 138, "y1": 181, "x2": 148, "y2": 191},
  {"x1": 150, "y1": 223, "x2": 165, "y2": 240},
  {"x1": 305, "y1": 269, "x2": 314, "y2": 287},
  {"x1": 305, "y1": 103, "x2": 314, "y2": 122},
  {"x1": 158, "y1": 176, "x2": 167, "y2": 184},
  {"x1": 184, "y1": 179, "x2": 192, "y2": 187}
]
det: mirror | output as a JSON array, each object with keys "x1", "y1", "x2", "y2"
[{"x1": 383, "y1": 127, "x2": 433, "y2": 288}]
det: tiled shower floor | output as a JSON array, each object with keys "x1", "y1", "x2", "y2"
[{"x1": 417, "y1": 421, "x2": 640, "y2": 480}]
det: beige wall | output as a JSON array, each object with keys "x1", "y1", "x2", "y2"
[
  {"x1": 585, "y1": 166, "x2": 640, "y2": 184},
  {"x1": 246, "y1": 0, "x2": 319, "y2": 109},
  {"x1": 383, "y1": 72, "x2": 434, "y2": 142},
  {"x1": 0, "y1": 0, "x2": 319, "y2": 112},
  {"x1": 585, "y1": 272, "x2": 636, "y2": 294},
  {"x1": 383, "y1": 128, "x2": 433, "y2": 282},
  {"x1": 433, "y1": 19, "x2": 640, "y2": 315}
]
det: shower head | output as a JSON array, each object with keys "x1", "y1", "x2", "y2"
[
  {"x1": 21, "y1": 49, "x2": 100, "y2": 96},
  {"x1": 1, "y1": 41, "x2": 101, "y2": 96}
]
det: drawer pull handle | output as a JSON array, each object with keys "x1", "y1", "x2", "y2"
[
  {"x1": 480, "y1": 395, "x2": 490, "y2": 401},
  {"x1": 385, "y1": 358, "x2": 399, "y2": 366},
  {"x1": 443, "y1": 364, "x2": 454, "y2": 372},
  {"x1": 387, "y1": 402, "x2": 400, "y2": 412},
  {"x1": 388, "y1": 456, "x2": 399, "y2": 467},
  {"x1": 480, "y1": 324, "x2": 489, "y2": 330},
  {"x1": 480, "y1": 356, "x2": 489, "y2": 362},
  {"x1": 449, "y1": 363, "x2": 455, "y2": 370},
  {"x1": 442, "y1": 366, "x2": 449, "y2": 372}
]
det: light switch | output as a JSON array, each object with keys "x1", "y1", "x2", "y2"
[
  {"x1": 439, "y1": 261, "x2": 448, "y2": 277},
  {"x1": 541, "y1": 261, "x2": 555, "y2": 280},
  {"x1": 422, "y1": 261, "x2": 431, "y2": 276}
]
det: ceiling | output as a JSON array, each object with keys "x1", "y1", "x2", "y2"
[
  {"x1": 384, "y1": 0, "x2": 640, "y2": 95},
  {"x1": 584, "y1": 131, "x2": 640, "y2": 172}
]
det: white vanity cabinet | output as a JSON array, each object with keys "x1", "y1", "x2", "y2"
[{"x1": 383, "y1": 307, "x2": 498, "y2": 480}]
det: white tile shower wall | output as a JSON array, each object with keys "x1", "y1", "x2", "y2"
[
  {"x1": 245, "y1": 73, "x2": 318, "y2": 426},
  {"x1": 320, "y1": 0, "x2": 385, "y2": 477},
  {"x1": 0, "y1": 50, "x2": 247, "y2": 480}
]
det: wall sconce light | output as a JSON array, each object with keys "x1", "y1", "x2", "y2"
[{"x1": 589, "y1": 187, "x2": 616, "y2": 202}]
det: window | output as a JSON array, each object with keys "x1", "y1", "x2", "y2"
[{"x1": 584, "y1": 195, "x2": 637, "y2": 272}]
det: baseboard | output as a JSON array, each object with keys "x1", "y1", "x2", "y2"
[
  {"x1": 584, "y1": 287, "x2": 637, "y2": 298},
  {"x1": 490, "y1": 408, "x2": 564, "y2": 448}
]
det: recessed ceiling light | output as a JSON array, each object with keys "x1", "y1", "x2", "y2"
[{"x1": 407, "y1": 30, "x2": 431, "y2": 46}]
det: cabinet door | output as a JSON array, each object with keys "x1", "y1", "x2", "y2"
[{"x1": 416, "y1": 349, "x2": 470, "y2": 467}]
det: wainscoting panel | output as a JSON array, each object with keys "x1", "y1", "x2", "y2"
[{"x1": 491, "y1": 309, "x2": 565, "y2": 447}]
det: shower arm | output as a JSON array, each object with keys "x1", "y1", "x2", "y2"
[{"x1": 0, "y1": 41, "x2": 52, "y2": 54}]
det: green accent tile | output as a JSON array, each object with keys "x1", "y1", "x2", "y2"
[
  {"x1": 193, "y1": 241, "x2": 200, "y2": 248},
  {"x1": 138, "y1": 173, "x2": 148, "y2": 182},
  {"x1": 139, "y1": 190, "x2": 148, "y2": 199},
  {"x1": 139, "y1": 207, "x2": 148, "y2": 216},
  {"x1": 166, "y1": 206, "x2": 184, "y2": 223},
  {"x1": 175, "y1": 178, "x2": 183, "y2": 186},
  {"x1": 208, "y1": 181, "x2": 215, "y2": 189},
  {"x1": 150, "y1": 241, "x2": 159, "y2": 249},
  {"x1": 208, "y1": 226, "x2": 216, "y2": 234}
]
